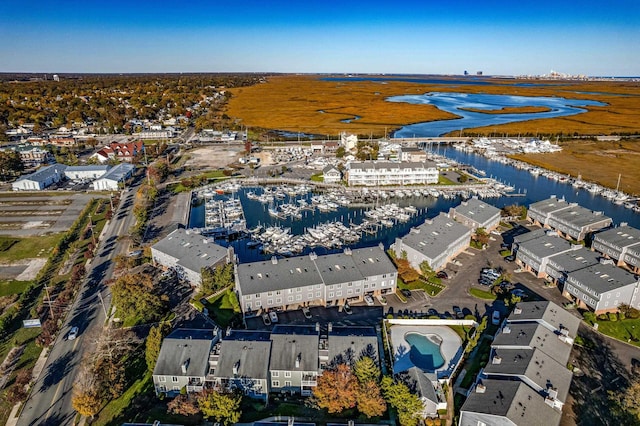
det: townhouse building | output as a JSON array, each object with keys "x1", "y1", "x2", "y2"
[
  {"x1": 269, "y1": 326, "x2": 319, "y2": 396},
  {"x1": 563, "y1": 262, "x2": 640, "y2": 313},
  {"x1": 235, "y1": 246, "x2": 396, "y2": 315},
  {"x1": 545, "y1": 247, "x2": 601, "y2": 286},
  {"x1": 391, "y1": 212, "x2": 471, "y2": 272},
  {"x1": 514, "y1": 232, "x2": 577, "y2": 278},
  {"x1": 152, "y1": 228, "x2": 233, "y2": 288},
  {"x1": 592, "y1": 224, "x2": 640, "y2": 273},
  {"x1": 448, "y1": 197, "x2": 501, "y2": 232},
  {"x1": 346, "y1": 161, "x2": 439, "y2": 186}
]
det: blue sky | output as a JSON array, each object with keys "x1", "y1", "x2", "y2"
[{"x1": 1, "y1": 0, "x2": 638, "y2": 75}]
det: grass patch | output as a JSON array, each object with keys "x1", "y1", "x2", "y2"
[
  {"x1": 448, "y1": 324, "x2": 473, "y2": 342},
  {"x1": 469, "y1": 287, "x2": 497, "y2": 301},
  {"x1": 460, "y1": 335, "x2": 493, "y2": 389},
  {"x1": 499, "y1": 249, "x2": 511, "y2": 257},
  {"x1": 0, "y1": 280, "x2": 31, "y2": 297},
  {"x1": 592, "y1": 318, "x2": 640, "y2": 347},
  {"x1": 94, "y1": 372, "x2": 153, "y2": 426},
  {"x1": 205, "y1": 289, "x2": 241, "y2": 329},
  {"x1": 438, "y1": 175, "x2": 457, "y2": 185},
  {"x1": 0, "y1": 234, "x2": 63, "y2": 262},
  {"x1": 310, "y1": 173, "x2": 324, "y2": 182}
]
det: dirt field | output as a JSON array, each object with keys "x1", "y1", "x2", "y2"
[{"x1": 184, "y1": 145, "x2": 245, "y2": 169}]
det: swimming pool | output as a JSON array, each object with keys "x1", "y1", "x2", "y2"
[{"x1": 405, "y1": 332, "x2": 445, "y2": 371}]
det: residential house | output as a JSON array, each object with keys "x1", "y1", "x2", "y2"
[
  {"x1": 400, "y1": 147, "x2": 428, "y2": 163},
  {"x1": 212, "y1": 330, "x2": 272, "y2": 400},
  {"x1": 592, "y1": 224, "x2": 640, "y2": 273},
  {"x1": 322, "y1": 165, "x2": 341, "y2": 184},
  {"x1": 92, "y1": 163, "x2": 135, "y2": 191},
  {"x1": 405, "y1": 366, "x2": 447, "y2": 419},
  {"x1": 563, "y1": 261, "x2": 640, "y2": 313},
  {"x1": 459, "y1": 379, "x2": 562, "y2": 426},
  {"x1": 235, "y1": 247, "x2": 396, "y2": 315},
  {"x1": 12, "y1": 164, "x2": 67, "y2": 191},
  {"x1": 448, "y1": 197, "x2": 501, "y2": 232},
  {"x1": 340, "y1": 132, "x2": 358, "y2": 151},
  {"x1": 151, "y1": 228, "x2": 232, "y2": 288},
  {"x1": 391, "y1": 212, "x2": 471, "y2": 272},
  {"x1": 152, "y1": 328, "x2": 220, "y2": 397},
  {"x1": 49, "y1": 137, "x2": 77, "y2": 147},
  {"x1": 90, "y1": 147, "x2": 113, "y2": 163},
  {"x1": 346, "y1": 161, "x2": 439, "y2": 186},
  {"x1": 2, "y1": 145, "x2": 53, "y2": 168},
  {"x1": 492, "y1": 323, "x2": 574, "y2": 366},
  {"x1": 269, "y1": 325, "x2": 319, "y2": 396},
  {"x1": 527, "y1": 196, "x2": 572, "y2": 227}
]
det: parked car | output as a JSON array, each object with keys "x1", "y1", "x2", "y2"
[
  {"x1": 343, "y1": 303, "x2": 353, "y2": 315},
  {"x1": 511, "y1": 289, "x2": 528, "y2": 299},
  {"x1": 453, "y1": 306, "x2": 464, "y2": 319},
  {"x1": 302, "y1": 307, "x2": 312, "y2": 319},
  {"x1": 262, "y1": 313, "x2": 271, "y2": 326},
  {"x1": 269, "y1": 311, "x2": 279, "y2": 323},
  {"x1": 364, "y1": 294, "x2": 375, "y2": 306},
  {"x1": 67, "y1": 326, "x2": 79, "y2": 341},
  {"x1": 400, "y1": 289, "x2": 412, "y2": 298},
  {"x1": 492, "y1": 310, "x2": 501, "y2": 325},
  {"x1": 436, "y1": 271, "x2": 449, "y2": 279},
  {"x1": 427, "y1": 308, "x2": 438, "y2": 317}
]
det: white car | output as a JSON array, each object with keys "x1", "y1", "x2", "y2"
[
  {"x1": 364, "y1": 294, "x2": 375, "y2": 306},
  {"x1": 68, "y1": 326, "x2": 79, "y2": 340},
  {"x1": 269, "y1": 311, "x2": 279, "y2": 323}
]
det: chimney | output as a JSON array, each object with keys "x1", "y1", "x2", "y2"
[
  {"x1": 181, "y1": 359, "x2": 190, "y2": 374},
  {"x1": 548, "y1": 388, "x2": 558, "y2": 400},
  {"x1": 476, "y1": 383, "x2": 486, "y2": 393},
  {"x1": 309, "y1": 252, "x2": 318, "y2": 261},
  {"x1": 288, "y1": 417, "x2": 295, "y2": 426},
  {"x1": 502, "y1": 326, "x2": 511, "y2": 334},
  {"x1": 513, "y1": 307, "x2": 522, "y2": 315},
  {"x1": 343, "y1": 247, "x2": 352, "y2": 255},
  {"x1": 492, "y1": 355, "x2": 502, "y2": 365},
  {"x1": 271, "y1": 256, "x2": 278, "y2": 265}
]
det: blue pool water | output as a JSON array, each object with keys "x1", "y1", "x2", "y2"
[{"x1": 405, "y1": 332, "x2": 445, "y2": 371}]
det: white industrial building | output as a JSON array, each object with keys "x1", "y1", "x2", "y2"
[
  {"x1": 64, "y1": 165, "x2": 111, "y2": 181},
  {"x1": 92, "y1": 163, "x2": 135, "y2": 191},
  {"x1": 12, "y1": 165, "x2": 67, "y2": 191}
]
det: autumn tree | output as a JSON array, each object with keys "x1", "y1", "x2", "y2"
[
  {"x1": 167, "y1": 394, "x2": 201, "y2": 416},
  {"x1": 311, "y1": 363, "x2": 358, "y2": 413},
  {"x1": 147, "y1": 160, "x2": 169, "y2": 183},
  {"x1": 111, "y1": 272, "x2": 167, "y2": 324},
  {"x1": 381, "y1": 376, "x2": 423, "y2": 426},
  {"x1": 0, "y1": 150, "x2": 24, "y2": 180},
  {"x1": 201, "y1": 263, "x2": 234, "y2": 294},
  {"x1": 72, "y1": 366, "x2": 102, "y2": 419},
  {"x1": 146, "y1": 321, "x2": 173, "y2": 372},
  {"x1": 354, "y1": 356, "x2": 381, "y2": 384},
  {"x1": 356, "y1": 380, "x2": 387, "y2": 418},
  {"x1": 196, "y1": 388, "x2": 242, "y2": 425},
  {"x1": 473, "y1": 227, "x2": 490, "y2": 246}
]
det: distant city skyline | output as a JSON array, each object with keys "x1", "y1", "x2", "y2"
[{"x1": 1, "y1": 0, "x2": 638, "y2": 76}]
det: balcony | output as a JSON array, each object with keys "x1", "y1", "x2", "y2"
[{"x1": 301, "y1": 374, "x2": 317, "y2": 387}]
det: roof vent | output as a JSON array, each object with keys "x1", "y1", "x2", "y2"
[
  {"x1": 513, "y1": 307, "x2": 522, "y2": 315},
  {"x1": 476, "y1": 383, "x2": 487, "y2": 393},
  {"x1": 233, "y1": 360, "x2": 240, "y2": 375},
  {"x1": 503, "y1": 326, "x2": 511, "y2": 334},
  {"x1": 492, "y1": 355, "x2": 502, "y2": 365},
  {"x1": 295, "y1": 353, "x2": 301, "y2": 368},
  {"x1": 181, "y1": 359, "x2": 190, "y2": 374},
  {"x1": 271, "y1": 256, "x2": 278, "y2": 265}
]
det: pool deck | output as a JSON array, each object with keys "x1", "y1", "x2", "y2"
[{"x1": 390, "y1": 325, "x2": 462, "y2": 375}]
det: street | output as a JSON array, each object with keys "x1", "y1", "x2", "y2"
[{"x1": 16, "y1": 186, "x2": 139, "y2": 426}]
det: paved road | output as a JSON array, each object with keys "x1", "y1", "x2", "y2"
[{"x1": 17, "y1": 186, "x2": 139, "y2": 426}]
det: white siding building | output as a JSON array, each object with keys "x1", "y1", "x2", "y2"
[
  {"x1": 346, "y1": 161, "x2": 439, "y2": 186},
  {"x1": 92, "y1": 163, "x2": 135, "y2": 191},
  {"x1": 12, "y1": 164, "x2": 67, "y2": 191}
]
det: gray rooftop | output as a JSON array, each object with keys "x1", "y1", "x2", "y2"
[
  {"x1": 237, "y1": 255, "x2": 324, "y2": 294},
  {"x1": 152, "y1": 229, "x2": 228, "y2": 274},
  {"x1": 16, "y1": 164, "x2": 67, "y2": 183},
  {"x1": 484, "y1": 348, "x2": 573, "y2": 403},
  {"x1": 547, "y1": 247, "x2": 601, "y2": 274},
  {"x1": 514, "y1": 228, "x2": 552, "y2": 245},
  {"x1": 594, "y1": 224, "x2": 640, "y2": 250},
  {"x1": 492, "y1": 323, "x2": 573, "y2": 365},
  {"x1": 236, "y1": 247, "x2": 395, "y2": 295},
  {"x1": 551, "y1": 204, "x2": 611, "y2": 230},
  {"x1": 98, "y1": 162, "x2": 135, "y2": 182},
  {"x1": 509, "y1": 301, "x2": 581, "y2": 337},
  {"x1": 216, "y1": 330, "x2": 272, "y2": 380},
  {"x1": 529, "y1": 196, "x2": 571, "y2": 216},
  {"x1": 348, "y1": 160, "x2": 437, "y2": 171},
  {"x1": 322, "y1": 164, "x2": 339, "y2": 173},
  {"x1": 153, "y1": 328, "x2": 218, "y2": 378},
  {"x1": 451, "y1": 197, "x2": 500, "y2": 226},
  {"x1": 517, "y1": 233, "x2": 575, "y2": 259},
  {"x1": 269, "y1": 325, "x2": 319, "y2": 371},
  {"x1": 567, "y1": 262, "x2": 639, "y2": 295},
  {"x1": 328, "y1": 326, "x2": 378, "y2": 365},
  {"x1": 406, "y1": 366, "x2": 438, "y2": 404},
  {"x1": 65, "y1": 165, "x2": 111, "y2": 173},
  {"x1": 460, "y1": 379, "x2": 562, "y2": 426},
  {"x1": 398, "y1": 212, "x2": 471, "y2": 260}
]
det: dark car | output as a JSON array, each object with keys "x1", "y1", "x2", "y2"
[
  {"x1": 453, "y1": 306, "x2": 464, "y2": 319},
  {"x1": 427, "y1": 308, "x2": 438, "y2": 317},
  {"x1": 436, "y1": 271, "x2": 449, "y2": 279},
  {"x1": 400, "y1": 289, "x2": 412, "y2": 298},
  {"x1": 505, "y1": 255, "x2": 515, "y2": 262}
]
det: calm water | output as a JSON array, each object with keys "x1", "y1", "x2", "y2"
[
  {"x1": 390, "y1": 92, "x2": 606, "y2": 137},
  {"x1": 405, "y1": 332, "x2": 445, "y2": 371},
  {"x1": 323, "y1": 76, "x2": 559, "y2": 87}
]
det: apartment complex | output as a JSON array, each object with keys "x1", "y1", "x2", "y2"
[
  {"x1": 448, "y1": 197, "x2": 501, "y2": 232},
  {"x1": 345, "y1": 161, "x2": 439, "y2": 186},
  {"x1": 528, "y1": 196, "x2": 612, "y2": 241},
  {"x1": 235, "y1": 246, "x2": 396, "y2": 315},
  {"x1": 592, "y1": 224, "x2": 640, "y2": 273},
  {"x1": 391, "y1": 212, "x2": 471, "y2": 272}
]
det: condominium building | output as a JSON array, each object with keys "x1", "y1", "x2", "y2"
[
  {"x1": 391, "y1": 212, "x2": 471, "y2": 272},
  {"x1": 346, "y1": 161, "x2": 438, "y2": 186},
  {"x1": 592, "y1": 224, "x2": 640, "y2": 273},
  {"x1": 448, "y1": 197, "x2": 501, "y2": 232}
]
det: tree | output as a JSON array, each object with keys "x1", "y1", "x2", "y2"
[
  {"x1": 196, "y1": 388, "x2": 242, "y2": 425},
  {"x1": 146, "y1": 321, "x2": 173, "y2": 372},
  {"x1": 201, "y1": 263, "x2": 234, "y2": 294},
  {"x1": 381, "y1": 376, "x2": 423, "y2": 426},
  {"x1": 356, "y1": 380, "x2": 387, "y2": 418},
  {"x1": 473, "y1": 227, "x2": 490, "y2": 246},
  {"x1": 311, "y1": 363, "x2": 358, "y2": 413},
  {"x1": 0, "y1": 150, "x2": 24, "y2": 180},
  {"x1": 167, "y1": 394, "x2": 201, "y2": 416},
  {"x1": 336, "y1": 146, "x2": 346, "y2": 158},
  {"x1": 354, "y1": 356, "x2": 381, "y2": 384},
  {"x1": 111, "y1": 272, "x2": 167, "y2": 324},
  {"x1": 609, "y1": 377, "x2": 640, "y2": 424},
  {"x1": 72, "y1": 366, "x2": 102, "y2": 418}
]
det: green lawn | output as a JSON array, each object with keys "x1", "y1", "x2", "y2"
[
  {"x1": 438, "y1": 175, "x2": 456, "y2": 185},
  {"x1": 0, "y1": 234, "x2": 63, "y2": 262},
  {"x1": 310, "y1": 173, "x2": 324, "y2": 182},
  {"x1": 469, "y1": 287, "x2": 497, "y2": 301},
  {"x1": 593, "y1": 318, "x2": 640, "y2": 347},
  {"x1": 0, "y1": 280, "x2": 31, "y2": 297},
  {"x1": 205, "y1": 289, "x2": 241, "y2": 328}
]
